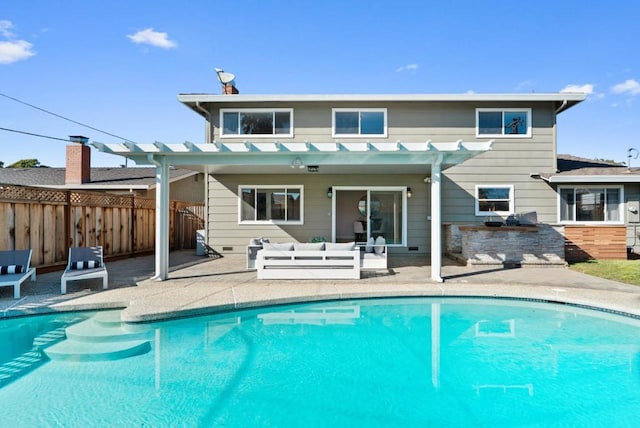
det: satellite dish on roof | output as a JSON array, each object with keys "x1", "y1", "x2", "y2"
[{"x1": 215, "y1": 68, "x2": 236, "y2": 84}]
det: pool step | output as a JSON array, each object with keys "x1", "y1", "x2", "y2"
[
  {"x1": 0, "y1": 318, "x2": 85, "y2": 386},
  {"x1": 0, "y1": 349, "x2": 47, "y2": 387},
  {"x1": 0, "y1": 315, "x2": 116, "y2": 386},
  {"x1": 65, "y1": 317, "x2": 151, "y2": 343},
  {"x1": 44, "y1": 311, "x2": 152, "y2": 362},
  {"x1": 45, "y1": 339, "x2": 151, "y2": 362}
]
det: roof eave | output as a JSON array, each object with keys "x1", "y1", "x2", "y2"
[
  {"x1": 548, "y1": 175, "x2": 640, "y2": 183},
  {"x1": 177, "y1": 92, "x2": 587, "y2": 108}
]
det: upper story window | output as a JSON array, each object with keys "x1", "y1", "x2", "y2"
[
  {"x1": 476, "y1": 108, "x2": 531, "y2": 138},
  {"x1": 239, "y1": 185, "x2": 303, "y2": 224},
  {"x1": 475, "y1": 185, "x2": 514, "y2": 216},
  {"x1": 332, "y1": 108, "x2": 387, "y2": 137},
  {"x1": 559, "y1": 186, "x2": 623, "y2": 223},
  {"x1": 221, "y1": 109, "x2": 293, "y2": 137}
]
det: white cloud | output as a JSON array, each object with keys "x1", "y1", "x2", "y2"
[
  {"x1": 0, "y1": 20, "x2": 15, "y2": 38},
  {"x1": 560, "y1": 83, "x2": 595, "y2": 95},
  {"x1": 127, "y1": 28, "x2": 177, "y2": 49},
  {"x1": 0, "y1": 40, "x2": 35, "y2": 64},
  {"x1": 395, "y1": 63, "x2": 418, "y2": 73},
  {"x1": 611, "y1": 79, "x2": 640, "y2": 96},
  {"x1": 0, "y1": 20, "x2": 36, "y2": 64}
]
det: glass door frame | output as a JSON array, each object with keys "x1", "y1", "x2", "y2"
[{"x1": 330, "y1": 186, "x2": 409, "y2": 246}]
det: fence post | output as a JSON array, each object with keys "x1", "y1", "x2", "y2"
[
  {"x1": 131, "y1": 194, "x2": 136, "y2": 257},
  {"x1": 64, "y1": 190, "x2": 71, "y2": 249}
]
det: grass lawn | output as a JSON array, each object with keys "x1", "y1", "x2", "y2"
[{"x1": 569, "y1": 260, "x2": 640, "y2": 286}]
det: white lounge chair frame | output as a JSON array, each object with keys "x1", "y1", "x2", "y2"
[
  {"x1": 61, "y1": 246, "x2": 108, "y2": 294},
  {"x1": 0, "y1": 249, "x2": 36, "y2": 299}
]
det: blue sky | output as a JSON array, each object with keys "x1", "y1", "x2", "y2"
[{"x1": 1, "y1": 0, "x2": 639, "y2": 167}]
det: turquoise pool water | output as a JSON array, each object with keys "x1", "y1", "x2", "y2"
[{"x1": 0, "y1": 297, "x2": 639, "y2": 427}]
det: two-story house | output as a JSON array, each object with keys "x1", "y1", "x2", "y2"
[{"x1": 93, "y1": 84, "x2": 589, "y2": 281}]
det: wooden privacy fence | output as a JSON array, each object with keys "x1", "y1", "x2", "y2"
[{"x1": 0, "y1": 186, "x2": 204, "y2": 268}]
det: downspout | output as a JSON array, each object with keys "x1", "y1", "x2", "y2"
[
  {"x1": 554, "y1": 99, "x2": 568, "y2": 114},
  {"x1": 195, "y1": 101, "x2": 212, "y2": 144},
  {"x1": 552, "y1": 100, "x2": 568, "y2": 172},
  {"x1": 148, "y1": 154, "x2": 170, "y2": 281},
  {"x1": 203, "y1": 164, "x2": 209, "y2": 256}
]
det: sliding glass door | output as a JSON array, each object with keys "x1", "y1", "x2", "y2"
[
  {"x1": 367, "y1": 190, "x2": 404, "y2": 245},
  {"x1": 334, "y1": 187, "x2": 407, "y2": 246}
]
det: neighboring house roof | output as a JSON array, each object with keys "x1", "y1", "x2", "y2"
[
  {"x1": 541, "y1": 154, "x2": 640, "y2": 183},
  {"x1": 0, "y1": 167, "x2": 199, "y2": 190},
  {"x1": 178, "y1": 92, "x2": 587, "y2": 116}
]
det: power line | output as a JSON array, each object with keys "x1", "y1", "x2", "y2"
[
  {"x1": 0, "y1": 92, "x2": 137, "y2": 143},
  {"x1": 0, "y1": 126, "x2": 72, "y2": 142}
]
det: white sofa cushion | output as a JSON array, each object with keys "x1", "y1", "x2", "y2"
[
  {"x1": 325, "y1": 242, "x2": 356, "y2": 251},
  {"x1": 262, "y1": 242, "x2": 294, "y2": 251},
  {"x1": 374, "y1": 236, "x2": 386, "y2": 254},
  {"x1": 294, "y1": 242, "x2": 325, "y2": 251}
]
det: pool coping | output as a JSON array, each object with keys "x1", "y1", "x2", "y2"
[
  {"x1": 2, "y1": 252, "x2": 639, "y2": 322},
  {"x1": 114, "y1": 283, "x2": 640, "y2": 323}
]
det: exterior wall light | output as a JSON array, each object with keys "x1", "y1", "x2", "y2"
[
  {"x1": 291, "y1": 157, "x2": 304, "y2": 169},
  {"x1": 407, "y1": 187, "x2": 412, "y2": 198},
  {"x1": 327, "y1": 187, "x2": 333, "y2": 198}
]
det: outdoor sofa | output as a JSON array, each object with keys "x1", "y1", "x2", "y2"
[{"x1": 252, "y1": 237, "x2": 387, "y2": 280}]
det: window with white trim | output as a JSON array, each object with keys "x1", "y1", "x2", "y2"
[
  {"x1": 332, "y1": 108, "x2": 387, "y2": 137},
  {"x1": 239, "y1": 186, "x2": 303, "y2": 224},
  {"x1": 476, "y1": 108, "x2": 531, "y2": 138},
  {"x1": 221, "y1": 109, "x2": 293, "y2": 137},
  {"x1": 559, "y1": 186, "x2": 623, "y2": 223},
  {"x1": 475, "y1": 185, "x2": 514, "y2": 216}
]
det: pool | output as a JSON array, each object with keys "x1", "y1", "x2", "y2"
[{"x1": 1, "y1": 297, "x2": 639, "y2": 427}]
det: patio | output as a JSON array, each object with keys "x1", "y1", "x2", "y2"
[{"x1": 1, "y1": 250, "x2": 639, "y2": 322}]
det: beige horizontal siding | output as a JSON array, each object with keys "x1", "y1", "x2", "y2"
[
  {"x1": 211, "y1": 101, "x2": 556, "y2": 143},
  {"x1": 204, "y1": 100, "x2": 562, "y2": 252},
  {"x1": 207, "y1": 174, "x2": 430, "y2": 255}
]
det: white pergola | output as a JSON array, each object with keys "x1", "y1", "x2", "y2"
[{"x1": 92, "y1": 139, "x2": 492, "y2": 282}]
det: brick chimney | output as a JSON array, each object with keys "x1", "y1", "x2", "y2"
[
  {"x1": 222, "y1": 82, "x2": 239, "y2": 94},
  {"x1": 65, "y1": 135, "x2": 91, "y2": 184}
]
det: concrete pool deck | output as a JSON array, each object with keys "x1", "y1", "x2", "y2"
[{"x1": 1, "y1": 250, "x2": 639, "y2": 322}]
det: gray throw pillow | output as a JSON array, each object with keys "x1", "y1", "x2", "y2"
[
  {"x1": 365, "y1": 237, "x2": 375, "y2": 253},
  {"x1": 374, "y1": 236, "x2": 386, "y2": 254}
]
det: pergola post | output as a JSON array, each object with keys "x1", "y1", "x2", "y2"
[
  {"x1": 430, "y1": 155, "x2": 443, "y2": 282},
  {"x1": 151, "y1": 155, "x2": 170, "y2": 280}
]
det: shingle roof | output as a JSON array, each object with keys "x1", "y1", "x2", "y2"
[
  {"x1": 540, "y1": 154, "x2": 640, "y2": 183},
  {"x1": 0, "y1": 167, "x2": 197, "y2": 189},
  {"x1": 556, "y1": 154, "x2": 634, "y2": 175}
]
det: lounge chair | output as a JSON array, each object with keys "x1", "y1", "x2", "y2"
[
  {"x1": 61, "y1": 246, "x2": 108, "y2": 294},
  {"x1": 0, "y1": 249, "x2": 37, "y2": 299}
]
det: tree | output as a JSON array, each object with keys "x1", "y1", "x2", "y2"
[
  {"x1": 7, "y1": 159, "x2": 46, "y2": 168},
  {"x1": 0, "y1": 161, "x2": 4, "y2": 168}
]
